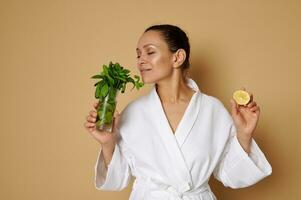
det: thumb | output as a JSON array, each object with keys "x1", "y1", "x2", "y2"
[
  {"x1": 230, "y1": 98, "x2": 238, "y2": 117},
  {"x1": 112, "y1": 109, "x2": 121, "y2": 132}
]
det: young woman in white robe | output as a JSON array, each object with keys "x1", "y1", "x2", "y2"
[{"x1": 84, "y1": 24, "x2": 272, "y2": 200}]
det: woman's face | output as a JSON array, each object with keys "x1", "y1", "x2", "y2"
[{"x1": 136, "y1": 30, "x2": 175, "y2": 84}]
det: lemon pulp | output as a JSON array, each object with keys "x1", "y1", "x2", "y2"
[{"x1": 233, "y1": 90, "x2": 250, "y2": 105}]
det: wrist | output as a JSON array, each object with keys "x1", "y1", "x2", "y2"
[
  {"x1": 101, "y1": 142, "x2": 116, "y2": 151},
  {"x1": 237, "y1": 135, "x2": 252, "y2": 154}
]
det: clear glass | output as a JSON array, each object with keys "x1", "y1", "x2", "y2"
[{"x1": 95, "y1": 86, "x2": 118, "y2": 132}]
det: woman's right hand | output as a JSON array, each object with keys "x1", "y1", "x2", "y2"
[{"x1": 84, "y1": 100, "x2": 121, "y2": 147}]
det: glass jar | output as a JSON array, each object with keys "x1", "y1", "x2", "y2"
[{"x1": 95, "y1": 86, "x2": 119, "y2": 132}]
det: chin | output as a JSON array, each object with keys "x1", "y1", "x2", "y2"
[
  {"x1": 141, "y1": 76, "x2": 156, "y2": 85},
  {"x1": 141, "y1": 78, "x2": 153, "y2": 84},
  {"x1": 140, "y1": 70, "x2": 170, "y2": 85}
]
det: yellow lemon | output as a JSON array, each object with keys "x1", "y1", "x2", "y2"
[{"x1": 233, "y1": 90, "x2": 250, "y2": 105}]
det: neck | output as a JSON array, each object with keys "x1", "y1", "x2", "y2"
[{"x1": 155, "y1": 69, "x2": 195, "y2": 104}]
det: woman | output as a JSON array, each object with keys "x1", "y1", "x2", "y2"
[{"x1": 84, "y1": 24, "x2": 272, "y2": 200}]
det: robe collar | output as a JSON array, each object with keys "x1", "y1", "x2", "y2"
[
  {"x1": 149, "y1": 77, "x2": 202, "y2": 146},
  {"x1": 148, "y1": 77, "x2": 203, "y2": 191}
]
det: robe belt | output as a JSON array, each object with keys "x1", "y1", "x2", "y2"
[{"x1": 133, "y1": 177, "x2": 211, "y2": 200}]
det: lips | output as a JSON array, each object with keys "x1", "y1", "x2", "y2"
[{"x1": 140, "y1": 68, "x2": 152, "y2": 72}]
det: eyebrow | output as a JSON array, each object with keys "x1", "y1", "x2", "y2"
[{"x1": 136, "y1": 44, "x2": 157, "y2": 51}]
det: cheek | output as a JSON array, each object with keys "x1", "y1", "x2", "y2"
[
  {"x1": 150, "y1": 54, "x2": 173, "y2": 71},
  {"x1": 141, "y1": 55, "x2": 173, "y2": 84}
]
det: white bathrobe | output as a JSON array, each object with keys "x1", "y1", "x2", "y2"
[{"x1": 94, "y1": 78, "x2": 272, "y2": 200}]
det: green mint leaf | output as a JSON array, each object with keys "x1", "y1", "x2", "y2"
[{"x1": 101, "y1": 83, "x2": 109, "y2": 98}]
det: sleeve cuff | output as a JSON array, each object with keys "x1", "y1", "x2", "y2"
[
  {"x1": 222, "y1": 135, "x2": 272, "y2": 187},
  {"x1": 94, "y1": 143, "x2": 130, "y2": 190}
]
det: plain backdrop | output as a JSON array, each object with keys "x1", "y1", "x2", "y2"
[{"x1": 1, "y1": 0, "x2": 300, "y2": 199}]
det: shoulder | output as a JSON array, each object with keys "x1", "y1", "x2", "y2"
[
  {"x1": 120, "y1": 93, "x2": 149, "y2": 117},
  {"x1": 202, "y1": 93, "x2": 225, "y2": 110},
  {"x1": 200, "y1": 92, "x2": 236, "y2": 140},
  {"x1": 117, "y1": 92, "x2": 151, "y2": 140},
  {"x1": 201, "y1": 92, "x2": 233, "y2": 124},
  {"x1": 118, "y1": 92, "x2": 150, "y2": 129}
]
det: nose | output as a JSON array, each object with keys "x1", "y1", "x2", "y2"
[{"x1": 137, "y1": 55, "x2": 147, "y2": 66}]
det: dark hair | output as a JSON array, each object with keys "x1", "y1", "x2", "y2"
[{"x1": 144, "y1": 24, "x2": 190, "y2": 71}]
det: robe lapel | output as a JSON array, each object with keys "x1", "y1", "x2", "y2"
[
  {"x1": 151, "y1": 78, "x2": 202, "y2": 147},
  {"x1": 148, "y1": 78, "x2": 202, "y2": 190},
  {"x1": 174, "y1": 88, "x2": 201, "y2": 148}
]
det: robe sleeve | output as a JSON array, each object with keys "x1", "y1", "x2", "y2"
[
  {"x1": 213, "y1": 123, "x2": 272, "y2": 189},
  {"x1": 94, "y1": 133, "x2": 132, "y2": 191}
]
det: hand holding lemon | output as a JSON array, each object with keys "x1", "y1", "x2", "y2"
[{"x1": 230, "y1": 87, "x2": 261, "y2": 154}]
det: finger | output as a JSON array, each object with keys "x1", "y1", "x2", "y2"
[
  {"x1": 114, "y1": 109, "x2": 120, "y2": 117},
  {"x1": 86, "y1": 115, "x2": 96, "y2": 123},
  {"x1": 84, "y1": 122, "x2": 96, "y2": 128},
  {"x1": 248, "y1": 92, "x2": 253, "y2": 103},
  {"x1": 112, "y1": 117, "x2": 120, "y2": 133},
  {"x1": 112, "y1": 110, "x2": 121, "y2": 132},
  {"x1": 230, "y1": 98, "x2": 238, "y2": 116},
  {"x1": 239, "y1": 106, "x2": 248, "y2": 112},
  {"x1": 89, "y1": 110, "x2": 97, "y2": 117},
  {"x1": 255, "y1": 106, "x2": 261, "y2": 114},
  {"x1": 93, "y1": 101, "x2": 100, "y2": 110},
  {"x1": 113, "y1": 110, "x2": 120, "y2": 125},
  {"x1": 250, "y1": 106, "x2": 259, "y2": 112},
  {"x1": 247, "y1": 101, "x2": 257, "y2": 108}
]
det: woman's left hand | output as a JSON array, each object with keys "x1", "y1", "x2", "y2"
[{"x1": 230, "y1": 87, "x2": 261, "y2": 154}]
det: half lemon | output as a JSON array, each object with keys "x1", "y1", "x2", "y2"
[{"x1": 233, "y1": 90, "x2": 250, "y2": 105}]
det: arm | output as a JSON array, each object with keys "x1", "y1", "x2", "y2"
[
  {"x1": 94, "y1": 134, "x2": 132, "y2": 191},
  {"x1": 101, "y1": 144, "x2": 116, "y2": 169},
  {"x1": 213, "y1": 124, "x2": 272, "y2": 189}
]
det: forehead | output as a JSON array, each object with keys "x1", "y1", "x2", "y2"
[{"x1": 136, "y1": 30, "x2": 166, "y2": 51}]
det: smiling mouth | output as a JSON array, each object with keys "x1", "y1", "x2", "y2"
[{"x1": 141, "y1": 69, "x2": 152, "y2": 72}]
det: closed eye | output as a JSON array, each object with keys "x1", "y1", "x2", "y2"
[{"x1": 136, "y1": 52, "x2": 155, "y2": 59}]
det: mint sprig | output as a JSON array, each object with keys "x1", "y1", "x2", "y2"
[{"x1": 91, "y1": 61, "x2": 144, "y2": 99}]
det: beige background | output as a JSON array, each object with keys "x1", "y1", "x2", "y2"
[{"x1": 1, "y1": 0, "x2": 300, "y2": 199}]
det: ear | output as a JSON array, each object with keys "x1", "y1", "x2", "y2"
[{"x1": 172, "y1": 49, "x2": 186, "y2": 69}]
